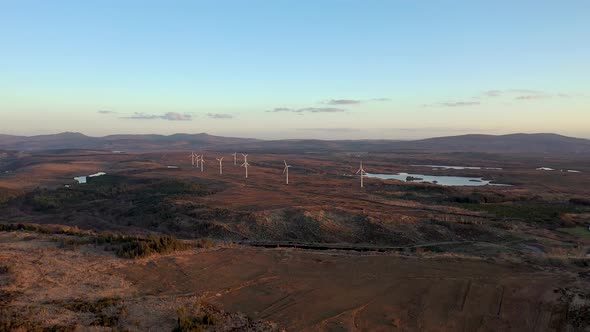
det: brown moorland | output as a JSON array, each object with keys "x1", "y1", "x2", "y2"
[{"x1": 1, "y1": 145, "x2": 589, "y2": 331}]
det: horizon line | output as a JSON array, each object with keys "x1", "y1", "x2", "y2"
[{"x1": 1, "y1": 131, "x2": 589, "y2": 142}]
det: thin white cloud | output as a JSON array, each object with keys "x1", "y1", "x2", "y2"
[
  {"x1": 121, "y1": 112, "x2": 192, "y2": 121},
  {"x1": 268, "y1": 107, "x2": 346, "y2": 113},
  {"x1": 507, "y1": 89, "x2": 545, "y2": 94},
  {"x1": 322, "y1": 98, "x2": 390, "y2": 105},
  {"x1": 515, "y1": 95, "x2": 551, "y2": 100},
  {"x1": 447, "y1": 88, "x2": 580, "y2": 104},
  {"x1": 423, "y1": 101, "x2": 481, "y2": 107},
  {"x1": 324, "y1": 99, "x2": 361, "y2": 105},
  {"x1": 440, "y1": 101, "x2": 481, "y2": 107},
  {"x1": 483, "y1": 90, "x2": 502, "y2": 97},
  {"x1": 207, "y1": 113, "x2": 234, "y2": 119}
]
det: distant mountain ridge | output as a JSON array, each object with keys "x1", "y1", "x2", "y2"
[
  {"x1": 0, "y1": 132, "x2": 589, "y2": 154},
  {"x1": 392, "y1": 133, "x2": 590, "y2": 154},
  {"x1": 0, "y1": 132, "x2": 258, "y2": 152}
]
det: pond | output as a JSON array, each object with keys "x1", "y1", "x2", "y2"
[
  {"x1": 365, "y1": 172, "x2": 510, "y2": 187},
  {"x1": 74, "y1": 172, "x2": 106, "y2": 184},
  {"x1": 412, "y1": 165, "x2": 503, "y2": 170},
  {"x1": 537, "y1": 167, "x2": 582, "y2": 173}
]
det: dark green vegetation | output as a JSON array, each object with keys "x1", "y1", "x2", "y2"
[
  {"x1": 0, "y1": 297, "x2": 128, "y2": 331},
  {"x1": 0, "y1": 264, "x2": 10, "y2": 275},
  {"x1": 172, "y1": 303, "x2": 280, "y2": 332},
  {"x1": 174, "y1": 307, "x2": 220, "y2": 332},
  {"x1": 0, "y1": 188, "x2": 21, "y2": 207},
  {"x1": 25, "y1": 174, "x2": 212, "y2": 212},
  {"x1": 458, "y1": 201, "x2": 576, "y2": 226},
  {"x1": 374, "y1": 182, "x2": 589, "y2": 228},
  {"x1": 51, "y1": 297, "x2": 127, "y2": 328},
  {"x1": 570, "y1": 197, "x2": 590, "y2": 206},
  {"x1": 0, "y1": 308, "x2": 49, "y2": 332},
  {"x1": 116, "y1": 235, "x2": 192, "y2": 259},
  {"x1": 0, "y1": 175, "x2": 243, "y2": 238},
  {"x1": 375, "y1": 182, "x2": 516, "y2": 205},
  {"x1": 557, "y1": 226, "x2": 590, "y2": 239},
  {"x1": 1, "y1": 165, "x2": 589, "y2": 250}
]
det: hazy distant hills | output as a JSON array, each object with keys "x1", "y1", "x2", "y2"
[
  {"x1": 0, "y1": 132, "x2": 256, "y2": 152},
  {"x1": 390, "y1": 133, "x2": 590, "y2": 154},
  {"x1": 0, "y1": 132, "x2": 589, "y2": 154}
]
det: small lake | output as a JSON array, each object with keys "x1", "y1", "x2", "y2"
[
  {"x1": 74, "y1": 172, "x2": 106, "y2": 184},
  {"x1": 365, "y1": 172, "x2": 510, "y2": 187},
  {"x1": 537, "y1": 167, "x2": 582, "y2": 173},
  {"x1": 412, "y1": 165, "x2": 503, "y2": 170}
]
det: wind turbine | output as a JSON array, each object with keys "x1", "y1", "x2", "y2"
[
  {"x1": 283, "y1": 160, "x2": 291, "y2": 185},
  {"x1": 200, "y1": 155, "x2": 204, "y2": 172},
  {"x1": 216, "y1": 157, "x2": 224, "y2": 174},
  {"x1": 241, "y1": 154, "x2": 249, "y2": 178},
  {"x1": 189, "y1": 151, "x2": 197, "y2": 166},
  {"x1": 356, "y1": 161, "x2": 367, "y2": 188},
  {"x1": 232, "y1": 152, "x2": 237, "y2": 165}
]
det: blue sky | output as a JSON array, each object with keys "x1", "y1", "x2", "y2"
[{"x1": 0, "y1": 1, "x2": 588, "y2": 139}]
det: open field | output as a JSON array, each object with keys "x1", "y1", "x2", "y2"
[
  {"x1": 1, "y1": 231, "x2": 589, "y2": 331},
  {"x1": 1, "y1": 148, "x2": 590, "y2": 330}
]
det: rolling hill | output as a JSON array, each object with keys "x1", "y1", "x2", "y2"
[{"x1": 0, "y1": 132, "x2": 589, "y2": 154}]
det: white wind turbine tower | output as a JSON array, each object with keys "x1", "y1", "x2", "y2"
[
  {"x1": 189, "y1": 151, "x2": 196, "y2": 166},
  {"x1": 200, "y1": 155, "x2": 205, "y2": 172},
  {"x1": 241, "y1": 154, "x2": 250, "y2": 178},
  {"x1": 283, "y1": 160, "x2": 291, "y2": 185},
  {"x1": 356, "y1": 161, "x2": 367, "y2": 188},
  {"x1": 232, "y1": 152, "x2": 237, "y2": 165},
  {"x1": 216, "y1": 157, "x2": 224, "y2": 174}
]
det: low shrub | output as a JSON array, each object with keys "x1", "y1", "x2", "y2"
[
  {"x1": 52, "y1": 297, "x2": 125, "y2": 328},
  {"x1": 195, "y1": 238, "x2": 215, "y2": 249},
  {"x1": 0, "y1": 223, "x2": 206, "y2": 259},
  {"x1": 458, "y1": 202, "x2": 575, "y2": 225},
  {"x1": 173, "y1": 307, "x2": 219, "y2": 332},
  {"x1": 0, "y1": 264, "x2": 10, "y2": 274},
  {"x1": 116, "y1": 235, "x2": 192, "y2": 259}
]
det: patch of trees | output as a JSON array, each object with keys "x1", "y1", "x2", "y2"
[{"x1": 19, "y1": 175, "x2": 215, "y2": 212}]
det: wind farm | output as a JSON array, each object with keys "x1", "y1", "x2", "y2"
[
  {"x1": 1, "y1": 132, "x2": 590, "y2": 330},
  {"x1": 1, "y1": 1, "x2": 589, "y2": 330}
]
